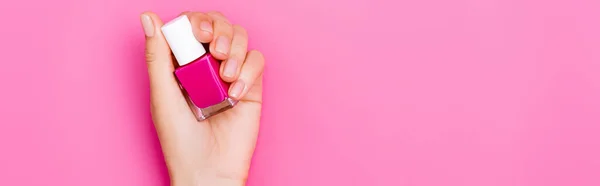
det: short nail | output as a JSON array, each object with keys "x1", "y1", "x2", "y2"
[
  {"x1": 215, "y1": 36, "x2": 230, "y2": 55},
  {"x1": 223, "y1": 59, "x2": 238, "y2": 78},
  {"x1": 140, "y1": 14, "x2": 154, "y2": 37},
  {"x1": 229, "y1": 80, "x2": 246, "y2": 99},
  {"x1": 200, "y1": 21, "x2": 213, "y2": 34}
]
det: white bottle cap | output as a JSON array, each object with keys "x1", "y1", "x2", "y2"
[{"x1": 161, "y1": 15, "x2": 207, "y2": 66}]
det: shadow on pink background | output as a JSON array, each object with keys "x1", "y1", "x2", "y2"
[{"x1": 0, "y1": 0, "x2": 599, "y2": 185}]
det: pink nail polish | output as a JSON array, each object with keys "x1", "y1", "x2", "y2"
[{"x1": 161, "y1": 15, "x2": 237, "y2": 121}]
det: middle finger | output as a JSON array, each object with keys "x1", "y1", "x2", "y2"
[
  {"x1": 207, "y1": 11, "x2": 233, "y2": 60},
  {"x1": 220, "y1": 25, "x2": 248, "y2": 82}
]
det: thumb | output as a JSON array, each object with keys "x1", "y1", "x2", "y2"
[{"x1": 141, "y1": 12, "x2": 191, "y2": 119}]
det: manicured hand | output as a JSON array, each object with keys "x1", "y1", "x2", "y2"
[{"x1": 140, "y1": 11, "x2": 264, "y2": 186}]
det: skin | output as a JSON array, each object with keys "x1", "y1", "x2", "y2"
[{"x1": 140, "y1": 11, "x2": 264, "y2": 186}]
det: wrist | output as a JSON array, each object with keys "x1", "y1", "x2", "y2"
[
  {"x1": 172, "y1": 178, "x2": 245, "y2": 186},
  {"x1": 170, "y1": 171, "x2": 246, "y2": 186}
]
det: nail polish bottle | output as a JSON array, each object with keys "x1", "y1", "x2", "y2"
[{"x1": 161, "y1": 15, "x2": 237, "y2": 120}]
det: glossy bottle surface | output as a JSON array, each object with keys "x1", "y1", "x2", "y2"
[{"x1": 175, "y1": 53, "x2": 230, "y2": 109}]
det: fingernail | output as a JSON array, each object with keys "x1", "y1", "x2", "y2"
[
  {"x1": 200, "y1": 21, "x2": 213, "y2": 34},
  {"x1": 215, "y1": 36, "x2": 230, "y2": 55},
  {"x1": 140, "y1": 14, "x2": 154, "y2": 37},
  {"x1": 223, "y1": 59, "x2": 238, "y2": 78},
  {"x1": 229, "y1": 80, "x2": 246, "y2": 99}
]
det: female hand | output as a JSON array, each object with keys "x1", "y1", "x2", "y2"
[{"x1": 140, "y1": 11, "x2": 264, "y2": 186}]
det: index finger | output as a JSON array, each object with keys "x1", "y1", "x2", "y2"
[{"x1": 182, "y1": 12, "x2": 214, "y2": 43}]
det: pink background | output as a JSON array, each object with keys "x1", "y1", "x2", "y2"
[{"x1": 0, "y1": 0, "x2": 599, "y2": 185}]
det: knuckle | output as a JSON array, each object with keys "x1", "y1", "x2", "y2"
[
  {"x1": 233, "y1": 25, "x2": 248, "y2": 37},
  {"x1": 215, "y1": 19, "x2": 232, "y2": 28},
  {"x1": 207, "y1": 11, "x2": 231, "y2": 24},
  {"x1": 250, "y1": 50, "x2": 264, "y2": 59},
  {"x1": 231, "y1": 43, "x2": 246, "y2": 55},
  {"x1": 249, "y1": 50, "x2": 265, "y2": 65},
  {"x1": 186, "y1": 12, "x2": 205, "y2": 22},
  {"x1": 179, "y1": 11, "x2": 192, "y2": 16},
  {"x1": 145, "y1": 50, "x2": 156, "y2": 63},
  {"x1": 207, "y1": 11, "x2": 225, "y2": 17}
]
